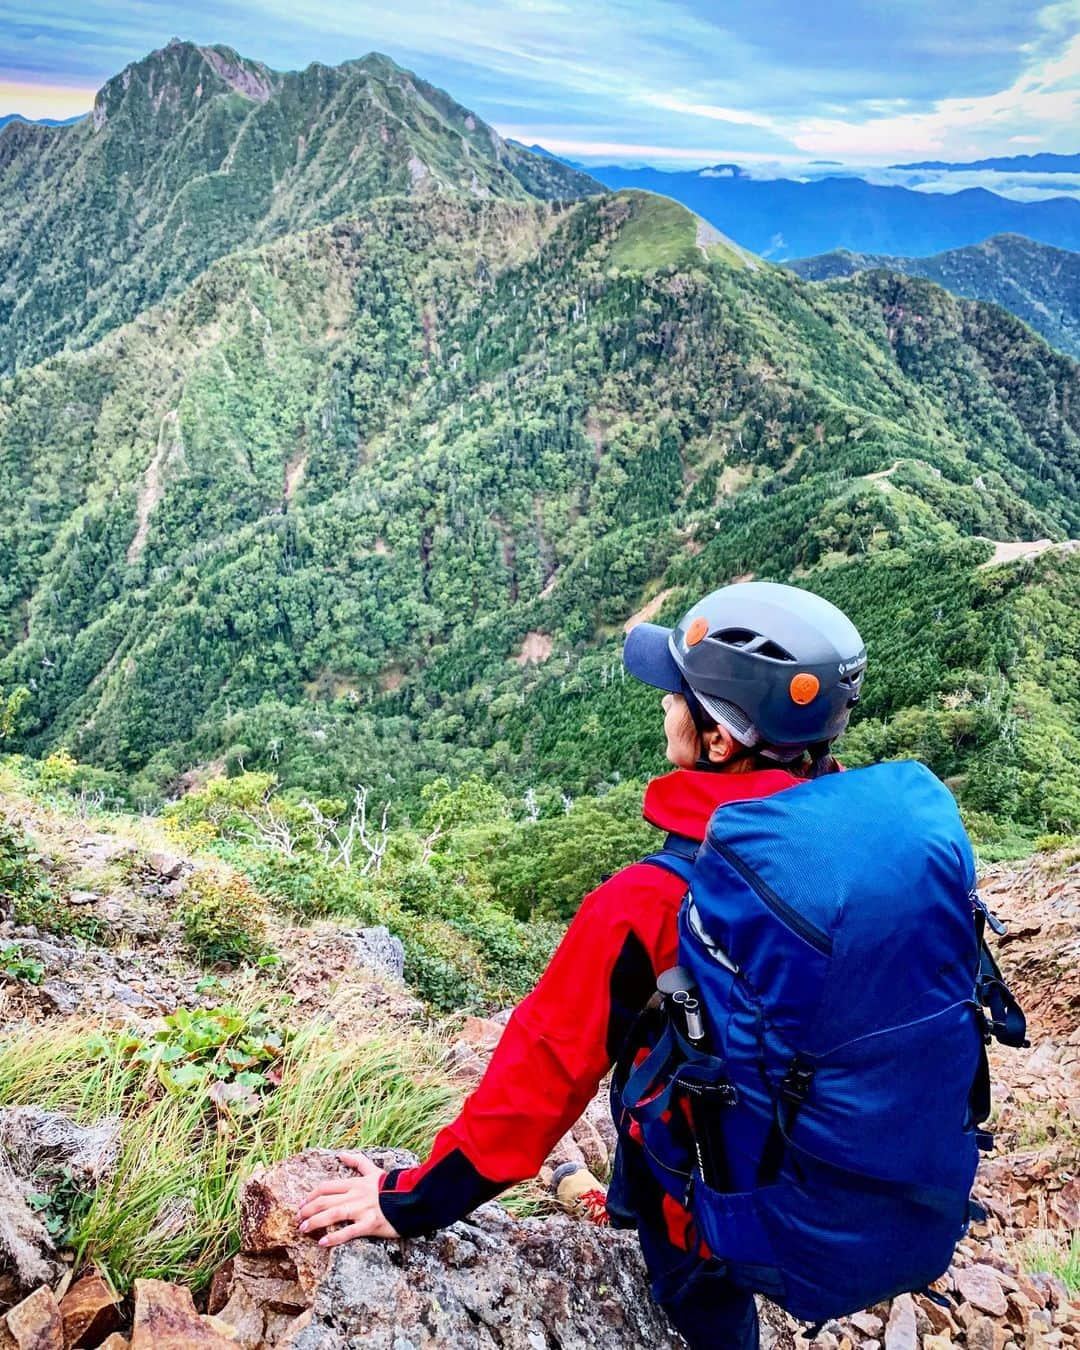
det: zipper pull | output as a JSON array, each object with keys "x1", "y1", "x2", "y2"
[{"x1": 972, "y1": 891, "x2": 1007, "y2": 936}]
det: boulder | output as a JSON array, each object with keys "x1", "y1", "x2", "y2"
[
  {"x1": 239, "y1": 1148, "x2": 416, "y2": 1301},
  {"x1": 210, "y1": 1253, "x2": 308, "y2": 1348},
  {"x1": 2, "y1": 1286, "x2": 63, "y2": 1349},
  {"x1": 37, "y1": 984, "x2": 80, "y2": 1016},
  {"x1": 145, "y1": 853, "x2": 184, "y2": 881},
  {"x1": 228, "y1": 1147, "x2": 708, "y2": 1348},
  {"x1": 129, "y1": 1279, "x2": 233, "y2": 1349},
  {"x1": 849, "y1": 1311, "x2": 884, "y2": 1336},
  {"x1": 964, "y1": 1315, "x2": 1006, "y2": 1350},
  {"x1": 339, "y1": 927, "x2": 404, "y2": 981},
  {"x1": 954, "y1": 1264, "x2": 1008, "y2": 1318},
  {"x1": 284, "y1": 1202, "x2": 679, "y2": 1349},
  {"x1": 456, "y1": 1017, "x2": 503, "y2": 1054},
  {"x1": 57, "y1": 1273, "x2": 119, "y2": 1347},
  {"x1": 883, "y1": 1293, "x2": 917, "y2": 1350}
]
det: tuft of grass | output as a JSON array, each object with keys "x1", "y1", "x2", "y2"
[
  {"x1": 1023, "y1": 1229, "x2": 1080, "y2": 1296},
  {"x1": 499, "y1": 1179, "x2": 558, "y2": 1220},
  {"x1": 0, "y1": 998, "x2": 455, "y2": 1292}
]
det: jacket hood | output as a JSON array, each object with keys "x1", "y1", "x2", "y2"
[{"x1": 642, "y1": 767, "x2": 802, "y2": 841}]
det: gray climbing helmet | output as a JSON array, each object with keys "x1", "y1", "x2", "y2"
[{"x1": 623, "y1": 581, "x2": 867, "y2": 751}]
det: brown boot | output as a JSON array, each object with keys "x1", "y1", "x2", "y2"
[{"x1": 551, "y1": 1161, "x2": 610, "y2": 1226}]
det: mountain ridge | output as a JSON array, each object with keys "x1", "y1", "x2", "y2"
[
  {"x1": 0, "y1": 40, "x2": 599, "y2": 375},
  {"x1": 2, "y1": 186, "x2": 1078, "y2": 843},
  {"x1": 0, "y1": 113, "x2": 84, "y2": 129},
  {"x1": 891, "y1": 151, "x2": 1080, "y2": 172},
  {"x1": 576, "y1": 160, "x2": 1080, "y2": 259},
  {"x1": 789, "y1": 233, "x2": 1080, "y2": 359}
]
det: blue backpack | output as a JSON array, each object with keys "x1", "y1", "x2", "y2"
[{"x1": 611, "y1": 761, "x2": 1026, "y2": 1324}]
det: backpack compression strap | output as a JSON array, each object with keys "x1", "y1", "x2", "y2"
[{"x1": 974, "y1": 901, "x2": 1027, "y2": 1049}]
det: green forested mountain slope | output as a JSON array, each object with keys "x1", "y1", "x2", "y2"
[
  {"x1": 0, "y1": 39, "x2": 598, "y2": 375},
  {"x1": 789, "y1": 234, "x2": 1080, "y2": 359},
  {"x1": 2, "y1": 189, "x2": 1078, "y2": 839}
]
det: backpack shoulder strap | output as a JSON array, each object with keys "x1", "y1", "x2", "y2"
[{"x1": 641, "y1": 831, "x2": 699, "y2": 886}]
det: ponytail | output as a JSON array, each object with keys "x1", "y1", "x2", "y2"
[{"x1": 806, "y1": 740, "x2": 840, "y2": 779}]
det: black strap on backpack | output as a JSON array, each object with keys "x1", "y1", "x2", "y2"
[
  {"x1": 973, "y1": 900, "x2": 1027, "y2": 1049},
  {"x1": 969, "y1": 895, "x2": 1027, "y2": 1148}
]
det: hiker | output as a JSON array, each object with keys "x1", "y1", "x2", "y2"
[{"x1": 298, "y1": 581, "x2": 871, "y2": 1349}]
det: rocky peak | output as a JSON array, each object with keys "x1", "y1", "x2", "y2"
[{"x1": 91, "y1": 39, "x2": 278, "y2": 131}]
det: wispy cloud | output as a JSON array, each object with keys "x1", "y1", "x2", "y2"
[{"x1": 786, "y1": 22, "x2": 1080, "y2": 160}]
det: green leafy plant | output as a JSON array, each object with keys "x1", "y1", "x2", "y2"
[
  {"x1": 117, "y1": 1004, "x2": 289, "y2": 1097},
  {"x1": 0, "y1": 943, "x2": 45, "y2": 986},
  {"x1": 0, "y1": 813, "x2": 52, "y2": 913},
  {"x1": 28, "y1": 1166, "x2": 95, "y2": 1246}
]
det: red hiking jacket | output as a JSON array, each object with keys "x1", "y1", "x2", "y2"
[{"x1": 380, "y1": 766, "x2": 804, "y2": 1238}]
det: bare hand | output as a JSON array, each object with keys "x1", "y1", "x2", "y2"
[{"x1": 296, "y1": 1151, "x2": 400, "y2": 1245}]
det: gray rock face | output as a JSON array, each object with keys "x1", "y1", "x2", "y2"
[
  {"x1": 340, "y1": 925, "x2": 405, "y2": 981},
  {"x1": 287, "y1": 1202, "x2": 680, "y2": 1350}
]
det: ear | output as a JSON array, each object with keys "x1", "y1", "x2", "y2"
[{"x1": 701, "y1": 724, "x2": 737, "y2": 765}]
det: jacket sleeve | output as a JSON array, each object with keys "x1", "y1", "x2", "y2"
[{"x1": 379, "y1": 863, "x2": 681, "y2": 1237}]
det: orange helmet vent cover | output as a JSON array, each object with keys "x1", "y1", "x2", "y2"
[
  {"x1": 685, "y1": 617, "x2": 709, "y2": 647},
  {"x1": 789, "y1": 672, "x2": 820, "y2": 705}
]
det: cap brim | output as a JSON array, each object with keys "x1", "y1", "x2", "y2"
[{"x1": 623, "y1": 622, "x2": 683, "y2": 692}]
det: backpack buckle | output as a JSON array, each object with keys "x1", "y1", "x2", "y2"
[{"x1": 780, "y1": 1060, "x2": 815, "y2": 1105}]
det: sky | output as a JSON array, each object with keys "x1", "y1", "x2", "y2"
[{"x1": 2, "y1": 0, "x2": 1079, "y2": 171}]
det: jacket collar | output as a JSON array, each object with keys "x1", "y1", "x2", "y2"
[{"x1": 642, "y1": 767, "x2": 803, "y2": 842}]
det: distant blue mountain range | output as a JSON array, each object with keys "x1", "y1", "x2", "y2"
[
  {"x1": 0, "y1": 113, "x2": 84, "y2": 130},
  {"x1": 891, "y1": 152, "x2": 1080, "y2": 173},
  {"x1": 573, "y1": 162, "x2": 1080, "y2": 260}
]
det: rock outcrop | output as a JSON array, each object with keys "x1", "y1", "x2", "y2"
[
  {"x1": 286, "y1": 1204, "x2": 679, "y2": 1350},
  {"x1": 215, "y1": 1149, "x2": 687, "y2": 1349}
]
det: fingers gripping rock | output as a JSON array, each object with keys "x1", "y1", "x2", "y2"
[{"x1": 240, "y1": 1148, "x2": 417, "y2": 1254}]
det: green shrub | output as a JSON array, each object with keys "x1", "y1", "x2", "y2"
[
  {"x1": 247, "y1": 853, "x2": 374, "y2": 922},
  {"x1": 179, "y1": 870, "x2": 269, "y2": 967},
  {"x1": 1034, "y1": 833, "x2": 1079, "y2": 854},
  {"x1": 0, "y1": 813, "x2": 51, "y2": 915}
]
